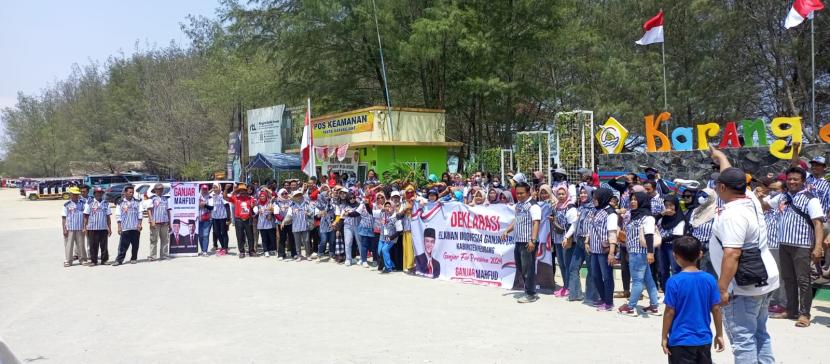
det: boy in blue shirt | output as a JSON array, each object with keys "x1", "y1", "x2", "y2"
[{"x1": 661, "y1": 236, "x2": 724, "y2": 364}]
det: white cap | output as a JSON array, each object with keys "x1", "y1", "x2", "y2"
[
  {"x1": 291, "y1": 190, "x2": 303, "y2": 197},
  {"x1": 512, "y1": 173, "x2": 527, "y2": 184},
  {"x1": 390, "y1": 191, "x2": 401, "y2": 198},
  {"x1": 810, "y1": 156, "x2": 826, "y2": 165}
]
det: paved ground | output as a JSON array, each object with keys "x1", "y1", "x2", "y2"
[{"x1": 0, "y1": 188, "x2": 828, "y2": 364}]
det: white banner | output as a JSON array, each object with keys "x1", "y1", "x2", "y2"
[
  {"x1": 410, "y1": 201, "x2": 554, "y2": 290},
  {"x1": 169, "y1": 183, "x2": 199, "y2": 257},
  {"x1": 246, "y1": 105, "x2": 284, "y2": 156}
]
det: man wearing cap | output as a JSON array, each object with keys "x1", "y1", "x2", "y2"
[
  {"x1": 226, "y1": 183, "x2": 256, "y2": 258},
  {"x1": 113, "y1": 185, "x2": 143, "y2": 266},
  {"x1": 766, "y1": 165, "x2": 824, "y2": 327},
  {"x1": 83, "y1": 187, "x2": 111, "y2": 265},
  {"x1": 708, "y1": 147, "x2": 779, "y2": 362},
  {"x1": 197, "y1": 184, "x2": 212, "y2": 256},
  {"x1": 61, "y1": 187, "x2": 88, "y2": 267},
  {"x1": 147, "y1": 183, "x2": 171, "y2": 261},
  {"x1": 284, "y1": 190, "x2": 314, "y2": 260}
]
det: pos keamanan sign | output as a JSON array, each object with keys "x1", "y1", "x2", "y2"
[
  {"x1": 313, "y1": 111, "x2": 374, "y2": 138},
  {"x1": 597, "y1": 112, "x2": 808, "y2": 159}
]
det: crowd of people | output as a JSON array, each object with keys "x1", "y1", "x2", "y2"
[{"x1": 59, "y1": 145, "x2": 830, "y2": 363}]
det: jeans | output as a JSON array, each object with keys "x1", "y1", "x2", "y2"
[
  {"x1": 234, "y1": 218, "x2": 255, "y2": 254},
  {"x1": 358, "y1": 234, "x2": 377, "y2": 264},
  {"x1": 318, "y1": 230, "x2": 336, "y2": 256},
  {"x1": 278, "y1": 225, "x2": 296, "y2": 258},
  {"x1": 515, "y1": 242, "x2": 539, "y2": 295},
  {"x1": 379, "y1": 239, "x2": 396, "y2": 271},
  {"x1": 343, "y1": 225, "x2": 360, "y2": 263},
  {"x1": 699, "y1": 249, "x2": 717, "y2": 278},
  {"x1": 779, "y1": 244, "x2": 813, "y2": 317},
  {"x1": 198, "y1": 220, "x2": 212, "y2": 253},
  {"x1": 567, "y1": 236, "x2": 589, "y2": 300},
  {"x1": 628, "y1": 252, "x2": 659, "y2": 307},
  {"x1": 259, "y1": 228, "x2": 276, "y2": 252},
  {"x1": 115, "y1": 230, "x2": 140, "y2": 263},
  {"x1": 658, "y1": 242, "x2": 680, "y2": 290},
  {"x1": 590, "y1": 253, "x2": 614, "y2": 306},
  {"x1": 554, "y1": 243, "x2": 574, "y2": 289},
  {"x1": 723, "y1": 293, "x2": 774, "y2": 364},
  {"x1": 212, "y1": 218, "x2": 229, "y2": 250},
  {"x1": 294, "y1": 231, "x2": 311, "y2": 257}
]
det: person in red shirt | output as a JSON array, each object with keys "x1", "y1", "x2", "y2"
[{"x1": 225, "y1": 183, "x2": 256, "y2": 258}]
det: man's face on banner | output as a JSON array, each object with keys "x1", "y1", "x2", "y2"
[
  {"x1": 172, "y1": 222, "x2": 180, "y2": 233},
  {"x1": 424, "y1": 236, "x2": 435, "y2": 257},
  {"x1": 188, "y1": 223, "x2": 196, "y2": 235}
]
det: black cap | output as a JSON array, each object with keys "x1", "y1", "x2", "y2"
[
  {"x1": 173, "y1": 219, "x2": 181, "y2": 224},
  {"x1": 716, "y1": 167, "x2": 746, "y2": 191}
]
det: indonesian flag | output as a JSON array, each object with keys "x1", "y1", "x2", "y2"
[
  {"x1": 635, "y1": 11, "x2": 664, "y2": 45},
  {"x1": 785, "y1": 0, "x2": 824, "y2": 28},
  {"x1": 300, "y1": 98, "x2": 316, "y2": 177}
]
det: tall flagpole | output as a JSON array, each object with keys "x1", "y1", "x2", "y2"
[
  {"x1": 661, "y1": 33, "x2": 669, "y2": 136},
  {"x1": 811, "y1": 15, "x2": 816, "y2": 141},
  {"x1": 371, "y1": 0, "x2": 394, "y2": 139}
]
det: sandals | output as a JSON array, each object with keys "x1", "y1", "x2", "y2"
[{"x1": 795, "y1": 316, "x2": 811, "y2": 328}]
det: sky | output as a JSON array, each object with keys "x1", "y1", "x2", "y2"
[{"x1": 0, "y1": 0, "x2": 221, "y2": 112}]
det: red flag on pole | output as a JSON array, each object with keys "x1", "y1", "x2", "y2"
[{"x1": 300, "y1": 98, "x2": 316, "y2": 177}]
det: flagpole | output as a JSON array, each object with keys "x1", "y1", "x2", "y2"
[
  {"x1": 371, "y1": 0, "x2": 394, "y2": 140},
  {"x1": 811, "y1": 15, "x2": 816, "y2": 141},
  {"x1": 660, "y1": 9, "x2": 669, "y2": 137}
]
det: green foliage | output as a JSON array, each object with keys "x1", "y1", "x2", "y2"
[
  {"x1": 479, "y1": 148, "x2": 502, "y2": 175},
  {"x1": 514, "y1": 132, "x2": 549, "y2": 174},
  {"x1": 384, "y1": 162, "x2": 427, "y2": 188}
]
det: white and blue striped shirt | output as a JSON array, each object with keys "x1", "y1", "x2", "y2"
[
  {"x1": 774, "y1": 190, "x2": 824, "y2": 248},
  {"x1": 806, "y1": 173, "x2": 830, "y2": 214},
  {"x1": 289, "y1": 201, "x2": 311, "y2": 232},
  {"x1": 117, "y1": 198, "x2": 143, "y2": 231},
  {"x1": 316, "y1": 199, "x2": 335, "y2": 233},
  {"x1": 150, "y1": 195, "x2": 170, "y2": 223},
  {"x1": 764, "y1": 209, "x2": 781, "y2": 249},
  {"x1": 650, "y1": 195, "x2": 665, "y2": 215},
  {"x1": 254, "y1": 203, "x2": 275, "y2": 230},
  {"x1": 514, "y1": 199, "x2": 541, "y2": 243},
  {"x1": 690, "y1": 218, "x2": 714, "y2": 248},
  {"x1": 62, "y1": 199, "x2": 86, "y2": 231},
  {"x1": 625, "y1": 215, "x2": 655, "y2": 254},
  {"x1": 209, "y1": 194, "x2": 228, "y2": 219},
  {"x1": 588, "y1": 208, "x2": 617, "y2": 254},
  {"x1": 83, "y1": 198, "x2": 111, "y2": 231}
]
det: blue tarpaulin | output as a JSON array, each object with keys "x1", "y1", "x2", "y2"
[{"x1": 247, "y1": 153, "x2": 302, "y2": 170}]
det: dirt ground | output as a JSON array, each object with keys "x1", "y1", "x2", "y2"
[{"x1": 0, "y1": 188, "x2": 827, "y2": 363}]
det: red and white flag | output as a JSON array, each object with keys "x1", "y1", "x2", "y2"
[
  {"x1": 785, "y1": 0, "x2": 824, "y2": 28},
  {"x1": 635, "y1": 11, "x2": 665, "y2": 45},
  {"x1": 300, "y1": 98, "x2": 316, "y2": 177}
]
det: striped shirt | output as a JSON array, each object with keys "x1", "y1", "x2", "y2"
[
  {"x1": 254, "y1": 203, "x2": 275, "y2": 230},
  {"x1": 289, "y1": 201, "x2": 311, "y2": 232},
  {"x1": 514, "y1": 199, "x2": 541, "y2": 242},
  {"x1": 380, "y1": 212, "x2": 401, "y2": 241},
  {"x1": 341, "y1": 204, "x2": 361, "y2": 229},
  {"x1": 83, "y1": 198, "x2": 111, "y2": 231},
  {"x1": 576, "y1": 204, "x2": 594, "y2": 237},
  {"x1": 625, "y1": 216, "x2": 655, "y2": 254},
  {"x1": 588, "y1": 208, "x2": 618, "y2": 254},
  {"x1": 316, "y1": 199, "x2": 335, "y2": 233},
  {"x1": 690, "y1": 218, "x2": 714, "y2": 248},
  {"x1": 62, "y1": 199, "x2": 86, "y2": 231},
  {"x1": 357, "y1": 203, "x2": 375, "y2": 231},
  {"x1": 650, "y1": 195, "x2": 665, "y2": 215},
  {"x1": 209, "y1": 194, "x2": 228, "y2": 219},
  {"x1": 150, "y1": 195, "x2": 170, "y2": 223},
  {"x1": 806, "y1": 173, "x2": 830, "y2": 214},
  {"x1": 117, "y1": 198, "x2": 143, "y2": 231},
  {"x1": 764, "y1": 209, "x2": 781, "y2": 249},
  {"x1": 552, "y1": 205, "x2": 577, "y2": 244},
  {"x1": 776, "y1": 190, "x2": 823, "y2": 248}
]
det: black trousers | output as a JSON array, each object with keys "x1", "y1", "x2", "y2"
[
  {"x1": 116, "y1": 230, "x2": 140, "y2": 263},
  {"x1": 234, "y1": 218, "x2": 255, "y2": 254},
  {"x1": 259, "y1": 228, "x2": 276, "y2": 252},
  {"x1": 212, "y1": 218, "x2": 229, "y2": 249},
  {"x1": 620, "y1": 246, "x2": 631, "y2": 292},
  {"x1": 278, "y1": 224, "x2": 296, "y2": 258},
  {"x1": 667, "y1": 344, "x2": 712, "y2": 364},
  {"x1": 87, "y1": 230, "x2": 109, "y2": 264}
]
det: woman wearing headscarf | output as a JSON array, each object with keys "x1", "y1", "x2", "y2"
[
  {"x1": 688, "y1": 188, "x2": 717, "y2": 276},
  {"x1": 315, "y1": 185, "x2": 336, "y2": 261},
  {"x1": 586, "y1": 188, "x2": 619, "y2": 311},
  {"x1": 568, "y1": 185, "x2": 599, "y2": 303},
  {"x1": 551, "y1": 186, "x2": 578, "y2": 297},
  {"x1": 274, "y1": 188, "x2": 296, "y2": 259},
  {"x1": 468, "y1": 189, "x2": 487, "y2": 206},
  {"x1": 339, "y1": 191, "x2": 362, "y2": 266},
  {"x1": 499, "y1": 190, "x2": 515, "y2": 205},
  {"x1": 534, "y1": 184, "x2": 556, "y2": 290},
  {"x1": 617, "y1": 192, "x2": 661, "y2": 315},
  {"x1": 254, "y1": 189, "x2": 277, "y2": 257},
  {"x1": 487, "y1": 188, "x2": 501, "y2": 205},
  {"x1": 656, "y1": 195, "x2": 685, "y2": 290}
]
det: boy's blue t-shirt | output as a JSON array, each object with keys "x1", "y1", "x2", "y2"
[{"x1": 664, "y1": 271, "x2": 720, "y2": 347}]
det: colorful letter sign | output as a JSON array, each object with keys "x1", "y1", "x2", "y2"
[{"x1": 596, "y1": 117, "x2": 629, "y2": 154}]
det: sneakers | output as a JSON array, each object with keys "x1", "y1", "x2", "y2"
[
  {"x1": 617, "y1": 304, "x2": 637, "y2": 316},
  {"x1": 517, "y1": 294, "x2": 539, "y2": 303},
  {"x1": 311, "y1": 252, "x2": 319, "y2": 259},
  {"x1": 643, "y1": 305, "x2": 662, "y2": 316},
  {"x1": 596, "y1": 304, "x2": 613, "y2": 311},
  {"x1": 553, "y1": 288, "x2": 565, "y2": 297},
  {"x1": 111, "y1": 261, "x2": 122, "y2": 267},
  {"x1": 239, "y1": 253, "x2": 246, "y2": 259},
  {"x1": 362, "y1": 262, "x2": 370, "y2": 268},
  {"x1": 217, "y1": 249, "x2": 227, "y2": 256},
  {"x1": 345, "y1": 260, "x2": 352, "y2": 266}
]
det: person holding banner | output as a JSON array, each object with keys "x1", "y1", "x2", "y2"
[
  {"x1": 502, "y1": 182, "x2": 542, "y2": 304},
  {"x1": 587, "y1": 188, "x2": 619, "y2": 311}
]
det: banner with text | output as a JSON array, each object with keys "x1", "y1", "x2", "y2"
[
  {"x1": 410, "y1": 202, "x2": 555, "y2": 291},
  {"x1": 246, "y1": 105, "x2": 284, "y2": 156},
  {"x1": 169, "y1": 183, "x2": 199, "y2": 257},
  {"x1": 313, "y1": 111, "x2": 374, "y2": 138}
]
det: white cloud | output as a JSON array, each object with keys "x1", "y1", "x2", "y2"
[{"x1": 0, "y1": 96, "x2": 16, "y2": 112}]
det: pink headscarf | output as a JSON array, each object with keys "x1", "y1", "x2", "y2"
[{"x1": 554, "y1": 186, "x2": 571, "y2": 210}]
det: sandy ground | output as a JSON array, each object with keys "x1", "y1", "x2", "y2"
[{"x1": 0, "y1": 188, "x2": 828, "y2": 364}]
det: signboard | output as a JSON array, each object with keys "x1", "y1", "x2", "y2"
[
  {"x1": 596, "y1": 117, "x2": 628, "y2": 154},
  {"x1": 597, "y1": 112, "x2": 805, "y2": 159},
  {"x1": 246, "y1": 105, "x2": 285, "y2": 156},
  {"x1": 322, "y1": 156, "x2": 359, "y2": 181},
  {"x1": 313, "y1": 111, "x2": 374, "y2": 138},
  {"x1": 410, "y1": 202, "x2": 554, "y2": 290},
  {"x1": 168, "y1": 183, "x2": 199, "y2": 257}
]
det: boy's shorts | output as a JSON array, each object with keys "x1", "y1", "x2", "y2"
[{"x1": 668, "y1": 344, "x2": 711, "y2": 364}]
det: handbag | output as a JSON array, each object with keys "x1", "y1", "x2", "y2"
[{"x1": 638, "y1": 221, "x2": 663, "y2": 249}]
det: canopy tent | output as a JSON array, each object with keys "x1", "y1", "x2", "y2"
[{"x1": 247, "y1": 153, "x2": 301, "y2": 170}]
